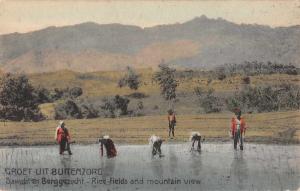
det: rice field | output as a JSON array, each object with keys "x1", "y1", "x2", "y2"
[{"x1": 0, "y1": 111, "x2": 299, "y2": 146}]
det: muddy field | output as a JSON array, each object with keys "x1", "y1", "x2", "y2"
[{"x1": 0, "y1": 143, "x2": 299, "y2": 191}]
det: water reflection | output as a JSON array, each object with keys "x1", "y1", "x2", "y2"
[
  {"x1": 150, "y1": 159, "x2": 164, "y2": 178},
  {"x1": 190, "y1": 151, "x2": 202, "y2": 176},
  {"x1": 101, "y1": 158, "x2": 116, "y2": 178},
  {"x1": 169, "y1": 147, "x2": 178, "y2": 174},
  {"x1": 0, "y1": 144, "x2": 298, "y2": 191},
  {"x1": 59, "y1": 155, "x2": 72, "y2": 182},
  {"x1": 230, "y1": 151, "x2": 249, "y2": 190}
]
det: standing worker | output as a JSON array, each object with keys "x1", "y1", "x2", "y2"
[
  {"x1": 168, "y1": 110, "x2": 177, "y2": 138},
  {"x1": 231, "y1": 109, "x2": 246, "y2": 150},
  {"x1": 55, "y1": 121, "x2": 72, "y2": 155}
]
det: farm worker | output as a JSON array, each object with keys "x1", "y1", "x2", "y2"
[
  {"x1": 231, "y1": 109, "x2": 246, "y2": 150},
  {"x1": 168, "y1": 110, "x2": 177, "y2": 138},
  {"x1": 190, "y1": 132, "x2": 203, "y2": 152},
  {"x1": 99, "y1": 135, "x2": 117, "y2": 158},
  {"x1": 149, "y1": 135, "x2": 164, "y2": 157},
  {"x1": 55, "y1": 121, "x2": 72, "y2": 155}
]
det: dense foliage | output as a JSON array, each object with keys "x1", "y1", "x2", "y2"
[{"x1": 0, "y1": 74, "x2": 43, "y2": 121}]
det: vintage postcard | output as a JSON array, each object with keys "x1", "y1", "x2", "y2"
[{"x1": 0, "y1": 0, "x2": 299, "y2": 190}]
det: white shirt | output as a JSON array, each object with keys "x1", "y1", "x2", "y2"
[{"x1": 235, "y1": 118, "x2": 241, "y2": 130}]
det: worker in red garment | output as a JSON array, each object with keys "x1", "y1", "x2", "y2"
[
  {"x1": 231, "y1": 109, "x2": 246, "y2": 150},
  {"x1": 99, "y1": 135, "x2": 117, "y2": 158},
  {"x1": 55, "y1": 121, "x2": 72, "y2": 155}
]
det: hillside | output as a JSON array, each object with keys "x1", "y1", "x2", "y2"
[
  {"x1": 0, "y1": 16, "x2": 299, "y2": 73},
  {"x1": 28, "y1": 69, "x2": 300, "y2": 98},
  {"x1": 0, "y1": 70, "x2": 299, "y2": 146},
  {"x1": 26, "y1": 69, "x2": 299, "y2": 118}
]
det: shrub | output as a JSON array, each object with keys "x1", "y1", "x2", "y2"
[
  {"x1": 52, "y1": 88, "x2": 64, "y2": 100},
  {"x1": 100, "y1": 95, "x2": 130, "y2": 118},
  {"x1": 277, "y1": 83, "x2": 300, "y2": 110},
  {"x1": 226, "y1": 96, "x2": 242, "y2": 113},
  {"x1": 118, "y1": 67, "x2": 140, "y2": 90},
  {"x1": 114, "y1": 95, "x2": 130, "y2": 115},
  {"x1": 201, "y1": 95, "x2": 222, "y2": 113},
  {"x1": 0, "y1": 73, "x2": 43, "y2": 121},
  {"x1": 69, "y1": 87, "x2": 83, "y2": 99},
  {"x1": 215, "y1": 67, "x2": 227, "y2": 80},
  {"x1": 129, "y1": 101, "x2": 145, "y2": 117},
  {"x1": 34, "y1": 86, "x2": 53, "y2": 104},
  {"x1": 227, "y1": 86, "x2": 279, "y2": 112},
  {"x1": 100, "y1": 98, "x2": 116, "y2": 118},
  {"x1": 52, "y1": 87, "x2": 83, "y2": 100},
  {"x1": 54, "y1": 100, "x2": 82, "y2": 119},
  {"x1": 194, "y1": 87, "x2": 223, "y2": 113},
  {"x1": 79, "y1": 103, "x2": 99, "y2": 119},
  {"x1": 226, "y1": 84, "x2": 300, "y2": 113},
  {"x1": 215, "y1": 61, "x2": 299, "y2": 78},
  {"x1": 153, "y1": 64, "x2": 178, "y2": 101}
]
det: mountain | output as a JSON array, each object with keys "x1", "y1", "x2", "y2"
[{"x1": 0, "y1": 16, "x2": 299, "y2": 73}]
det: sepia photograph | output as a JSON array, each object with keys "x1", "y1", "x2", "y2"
[{"x1": 0, "y1": 0, "x2": 299, "y2": 190}]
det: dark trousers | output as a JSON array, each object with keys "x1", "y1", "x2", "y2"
[
  {"x1": 59, "y1": 139, "x2": 72, "y2": 155},
  {"x1": 152, "y1": 141, "x2": 162, "y2": 156},
  {"x1": 169, "y1": 122, "x2": 175, "y2": 137},
  {"x1": 234, "y1": 129, "x2": 243, "y2": 150},
  {"x1": 192, "y1": 136, "x2": 201, "y2": 151}
]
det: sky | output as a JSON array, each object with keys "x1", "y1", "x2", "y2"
[{"x1": 0, "y1": 0, "x2": 300, "y2": 35}]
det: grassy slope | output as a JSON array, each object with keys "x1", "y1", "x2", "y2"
[
  {"x1": 0, "y1": 111, "x2": 299, "y2": 146},
  {"x1": 28, "y1": 69, "x2": 300, "y2": 97},
  {"x1": 31, "y1": 69, "x2": 300, "y2": 118}
]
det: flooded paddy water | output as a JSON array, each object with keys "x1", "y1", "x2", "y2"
[{"x1": 0, "y1": 143, "x2": 299, "y2": 191}]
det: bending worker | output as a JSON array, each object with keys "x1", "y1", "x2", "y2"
[
  {"x1": 99, "y1": 135, "x2": 117, "y2": 158},
  {"x1": 149, "y1": 135, "x2": 164, "y2": 157},
  {"x1": 190, "y1": 132, "x2": 203, "y2": 152}
]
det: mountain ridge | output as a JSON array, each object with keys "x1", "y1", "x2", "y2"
[{"x1": 0, "y1": 16, "x2": 299, "y2": 73}]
